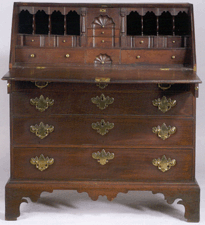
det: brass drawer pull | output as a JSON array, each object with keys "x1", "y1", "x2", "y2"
[
  {"x1": 92, "y1": 149, "x2": 114, "y2": 165},
  {"x1": 158, "y1": 83, "x2": 172, "y2": 90},
  {"x1": 30, "y1": 54, "x2": 35, "y2": 58},
  {"x1": 136, "y1": 55, "x2": 141, "y2": 59},
  {"x1": 91, "y1": 94, "x2": 114, "y2": 110},
  {"x1": 101, "y1": 31, "x2": 105, "y2": 34},
  {"x1": 172, "y1": 40, "x2": 176, "y2": 43},
  {"x1": 65, "y1": 54, "x2": 70, "y2": 58},
  {"x1": 152, "y1": 155, "x2": 176, "y2": 172},
  {"x1": 30, "y1": 122, "x2": 54, "y2": 139},
  {"x1": 152, "y1": 123, "x2": 176, "y2": 140},
  {"x1": 171, "y1": 55, "x2": 176, "y2": 59},
  {"x1": 30, "y1": 154, "x2": 54, "y2": 171},
  {"x1": 31, "y1": 39, "x2": 35, "y2": 42},
  {"x1": 62, "y1": 40, "x2": 66, "y2": 43},
  {"x1": 140, "y1": 40, "x2": 144, "y2": 44},
  {"x1": 92, "y1": 119, "x2": 114, "y2": 136},
  {"x1": 30, "y1": 95, "x2": 54, "y2": 112},
  {"x1": 101, "y1": 40, "x2": 105, "y2": 43},
  {"x1": 152, "y1": 96, "x2": 176, "y2": 113},
  {"x1": 34, "y1": 81, "x2": 49, "y2": 89}
]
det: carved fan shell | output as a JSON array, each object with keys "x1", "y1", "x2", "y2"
[
  {"x1": 94, "y1": 54, "x2": 112, "y2": 64},
  {"x1": 92, "y1": 15, "x2": 115, "y2": 28}
]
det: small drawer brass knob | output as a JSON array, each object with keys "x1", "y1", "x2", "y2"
[
  {"x1": 30, "y1": 54, "x2": 35, "y2": 58},
  {"x1": 101, "y1": 40, "x2": 105, "y2": 43},
  {"x1": 63, "y1": 40, "x2": 66, "y2": 43},
  {"x1": 171, "y1": 55, "x2": 176, "y2": 59},
  {"x1": 101, "y1": 31, "x2": 105, "y2": 34},
  {"x1": 136, "y1": 55, "x2": 141, "y2": 59},
  {"x1": 31, "y1": 39, "x2": 35, "y2": 42},
  {"x1": 65, "y1": 54, "x2": 70, "y2": 58},
  {"x1": 172, "y1": 40, "x2": 176, "y2": 43},
  {"x1": 140, "y1": 40, "x2": 144, "y2": 44}
]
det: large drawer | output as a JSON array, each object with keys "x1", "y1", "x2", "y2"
[
  {"x1": 15, "y1": 48, "x2": 85, "y2": 64},
  {"x1": 12, "y1": 147, "x2": 194, "y2": 181},
  {"x1": 12, "y1": 116, "x2": 194, "y2": 147},
  {"x1": 11, "y1": 88, "x2": 193, "y2": 116},
  {"x1": 121, "y1": 49, "x2": 190, "y2": 65}
]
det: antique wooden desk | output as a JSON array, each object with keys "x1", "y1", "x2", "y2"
[{"x1": 2, "y1": 2, "x2": 201, "y2": 221}]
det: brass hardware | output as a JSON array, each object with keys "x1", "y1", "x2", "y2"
[
  {"x1": 30, "y1": 154, "x2": 54, "y2": 171},
  {"x1": 195, "y1": 86, "x2": 199, "y2": 91},
  {"x1": 31, "y1": 39, "x2": 35, "y2": 42},
  {"x1": 160, "y1": 68, "x2": 170, "y2": 71},
  {"x1": 101, "y1": 61, "x2": 105, "y2": 64},
  {"x1": 63, "y1": 40, "x2": 66, "y2": 43},
  {"x1": 30, "y1": 95, "x2": 54, "y2": 112},
  {"x1": 101, "y1": 40, "x2": 105, "y2": 43},
  {"x1": 140, "y1": 40, "x2": 144, "y2": 44},
  {"x1": 152, "y1": 123, "x2": 176, "y2": 140},
  {"x1": 102, "y1": 25, "x2": 105, "y2": 28},
  {"x1": 36, "y1": 67, "x2": 45, "y2": 69},
  {"x1": 7, "y1": 83, "x2": 11, "y2": 88},
  {"x1": 96, "y1": 83, "x2": 108, "y2": 89},
  {"x1": 100, "y1": 9, "x2": 106, "y2": 12},
  {"x1": 92, "y1": 149, "x2": 114, "y2": 165},
  {"x1": 152, "y1": 155, "x2": 176, "y2": 172},
  {"x1": 101, "y1": 31, "x2": 105, "y2": 34},
  {"x1": 158, "y1": 83, "x2": 172, "y2": 90},
  {"x1": 172, "y1": 40, "x2": 176, "y2": 43},
  {"x1": 194, "y1": 64, "x2": 197, "y2": 72},
  {"x1": 95, "y1": 78, "x2": 110, "y2": 83},
  {"x1": 91, "y1": 94, "x2": 114, "y2": 110},
  {"x1": 65, "y1": 54, "x2": 70, "y2": 58},
  {"x1": 30, "y1": 54, "x2": 35, "y2": 58},
  {"x1": 92, "y1": 119, "x2": 114, "y2": 136},
  {"x1": 171, "y1": 55, "x2": 176, "y2": 59},
  {"x1": 136, "y1": 55, "x2": 141, "y2": 59},
  {"x1": 152, "y1": 96, "x2": 176, "y2": 113},
  {"x1": 30, "y1": 122, "x2": 54, "y2": 139},
  {"x1": 35, "y1": 81, "x2": 49, "y2": 89}
]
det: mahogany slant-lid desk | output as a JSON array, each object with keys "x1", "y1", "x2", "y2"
[{"x1": 2, "y1": 2, "x2": 201, "y2": 221}]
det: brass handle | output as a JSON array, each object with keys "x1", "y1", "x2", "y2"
[
  {"x1": 65, "y1": 54, "x2": 70, "y2": 58},
  {"x1": 30, "y1": 122, "x2": 54, "y2": 139},
  {"x1": 172, "y1": 40, "x2": 176, "y2": 43},
  {"x1": 136, "y1": 55, "x2": 141, "y2": 59},
  {"x1": 101, "y1": 40, "x2": 105, "y2": 43},
  {"x1": 62, "y1": 40, "x2": 66, "y2": 43},
  {"x1": 30, "y1": 95, "x2": 54, "y2": 112},
  {"x1": 31, "y1": 39, "x2": 35, "y2": 42},
  {"x1": 92, "y1": 119, "x2": 114, "y2": 136},
  {"x1": 158, "y1": 83, "x2": 172, "y2": 90},
  {"x1": 152, "y1": 123, "x2": 176, "y2": 140},
  {"x1": 152, "y1": 155, "x2": 176, "y2": 172},
  {"x1": 91, "y1": 94, "x2": 114, "y2": 110},
  {"x1": 101, "y1": 31, "x2": 105, "y2": 34},
  {"x1": 140, "y1": 40, "x2": 144, "y2": 44},
  {"x1": 171, "y1": 55, "x2": 176, "y2": 59},
  {"x1": 30, "y1": 54, "x2": 35, "y2": 58},
  {"x1": 30, "y1": 154, "x2": 54, "y2": 171},
  {"x1": 152, "y1": 96, "x2": 176, "y2": 113},
  {"x1": 92, "y1": 149, "x2": 114, "y2": 165},
  {"x1": 34, "y1": 81, "x2": 49, "y2": 89}
]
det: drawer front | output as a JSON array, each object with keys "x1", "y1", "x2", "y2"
[
  {"x1": 24, "y1": 36, "x2": 40, "y2": 47},
  {"x1": 57, "y1": 36, "x2": 80, "y2": 47},
  {"x1": 133, "y1": 37, "x2": 149, "y2": 48},
  {"x1": 167, "y1": 36, "x2": 183, "y2": 48},
  {"x1": 12, "y1": 147, "x2": 193, "y2": 181},
  {"x1": 15, "y1": 48, "x2": 85, "y2": 64},
  {"x1": 87, "y1": 28, "x2": 120, "y2": 37},
  {"x1": 11, "y1": 89, "x2": 193, "y2": 116},
  {"x1": 87, "y1": 37, "x2": 119, "y2": 48},
  {"x1": 121, "y1": 49, "x2": 188, "y2": 65},
  {"x1": 12, "y1": 116, "x2": 193, "y2": 147}
]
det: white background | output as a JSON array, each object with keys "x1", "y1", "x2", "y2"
[{"x1": 0, "y1": 0, "x2": 204, "y2": 224}]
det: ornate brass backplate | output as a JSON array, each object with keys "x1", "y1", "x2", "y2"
[
  {"x1": 92, "y1": 149, "x2": 114, "y2": 165},
  {"x1": 152, "y1": 155, "x2": 176, "y2": 172},
  {"x1": 152, "y1": 123, "x2": 176, "y2": 140},
  {"x1": 152, "y1": 96, "x2": 176, "y2": 113},
  {"x1": 30, "y1": 122, "x2": 54, "y2": 139},
  {"x1": 30, "y1": 154, "x2": 54, "y2": 171},
  {"x1": 91, "y1": 94, "x2": 114, "y2": 110},
  {"x1": 30, "y1": 95, "x2": 54, "y2": 112},
  {"x1": 92, "y1": 119, "x2": 114, "y2": 135}
]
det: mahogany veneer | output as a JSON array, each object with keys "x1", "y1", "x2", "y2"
[{"x1": 2, "y1": 2, "x2": 201, "y2": 222}]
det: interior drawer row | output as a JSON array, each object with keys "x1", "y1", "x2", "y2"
[
  {"x1": 12, "y1": 116, "x2": 194, "y2": 147},
  {"x1": 11, "y1": 147, "x2": 194, "y2": 181}
]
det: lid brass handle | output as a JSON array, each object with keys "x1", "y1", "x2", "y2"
[{"x1": 65, "y1": 54, "x2": 70, "y2": 58}]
